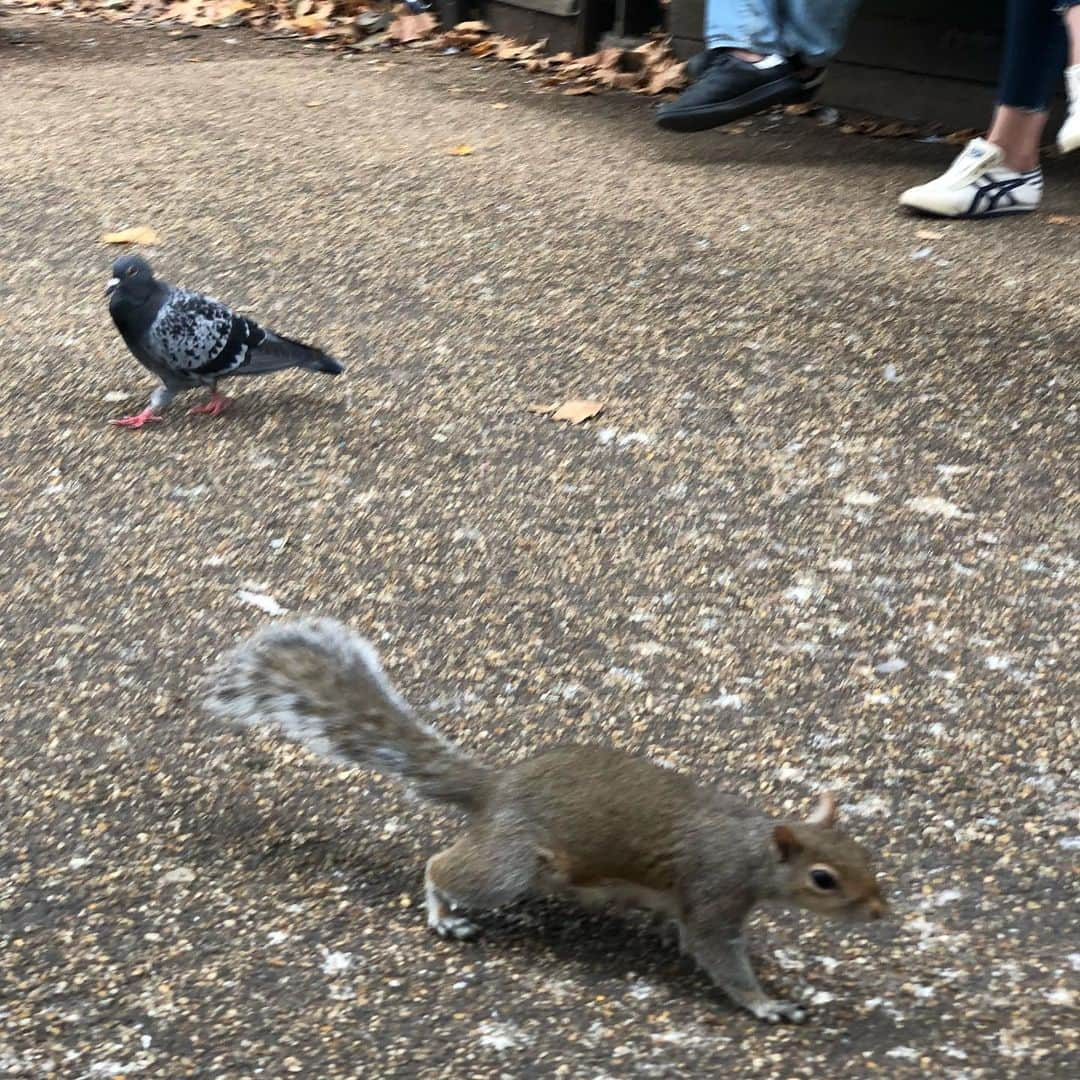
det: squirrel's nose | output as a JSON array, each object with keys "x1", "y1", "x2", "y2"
[{"x1": 866, "y1": 897, "x2": 887, "y2": 920}]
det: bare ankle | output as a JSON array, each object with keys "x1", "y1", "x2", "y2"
[{"x1": 1004, "y1": 154, "x2": 1039, "y2": 173}]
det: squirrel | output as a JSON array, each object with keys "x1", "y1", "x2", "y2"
[{"x1": 205, "y1": 617, "x2": 887, "y2": 1024}]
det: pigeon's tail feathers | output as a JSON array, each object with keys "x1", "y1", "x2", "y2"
[
  {"x1": 310, "y1": 354, "x2": 344, "y2": 375},
  {"x1": 251, "y1": 331, "x2": 343, "y2": 376},
  {"x1": 205, "y1": 618, "x2": 493, "y2": 814}
]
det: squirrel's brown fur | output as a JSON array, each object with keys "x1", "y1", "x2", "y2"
[{"x1": 206, "y1": 618, "x2": 887, "y2": 1023}]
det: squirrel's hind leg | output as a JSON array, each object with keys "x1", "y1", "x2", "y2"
[{"x1": 424, "y1": 832, "x2": 537, "y2": 941}]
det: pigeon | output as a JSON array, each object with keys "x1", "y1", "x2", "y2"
[{"x1": 105, "y1": 255, "x2": 343, "y2": 428}]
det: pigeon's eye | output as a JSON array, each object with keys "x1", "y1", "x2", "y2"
[
  {"x1": 126, "y1": 266, "x2": 138, "y2": 276},
  {"x1": 810, "y1": 867, "x2": 839, "y2": 891}
]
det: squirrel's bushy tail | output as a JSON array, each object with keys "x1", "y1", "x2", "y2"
[{"x1": 205, "y1": 618, "x2": 491, "y2": 813}]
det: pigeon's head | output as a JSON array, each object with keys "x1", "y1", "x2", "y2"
[{"x1": 106, "y1": 255, "x2": 155, "y2": 300}]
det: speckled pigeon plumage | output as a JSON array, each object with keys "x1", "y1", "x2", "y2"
[{"x1": 105, "y1": 255, "x2": 343, "y2": 428}]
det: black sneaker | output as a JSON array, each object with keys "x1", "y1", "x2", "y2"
[
  {"x1": 684, "y1": 49, "x2": 826, "y2": 91},
  {"x1": 683, "y1": 49, "x2": 715, "y2": 82},
  {"x1": 659, "y1": 51, "x2": 819, "y2": 132}
]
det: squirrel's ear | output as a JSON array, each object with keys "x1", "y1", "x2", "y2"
[
  {"x1": 806, "y1": 791, "x2": 838, "y2": 827},
  {"x1": 772, "y1": 825, "x2": 802, "y2": 862}
]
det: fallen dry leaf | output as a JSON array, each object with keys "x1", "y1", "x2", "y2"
[
  {"x1": 155, "y1": 0, "x2": 255, "y2": 27},
  {"x1": 387, "y1": 11, "x2": 436, "y2": 44},
  {"x1": 632, "y1": 41, "x2": 665, "y2": 65},
  {"x1": 448, "y1": 144, "x2": 475, "y2": 156},
  {"x1": 284, "y1": 1, "x2": 334, "y2": 33},
  {"x1": 101, "y1": 226, "x2": 160, "y2": 245},
  {"x1": 288, "y1": 14, "x2": 331, "y2": 34},
  {"x1": 495, "y1": 41, "x2": 527, "y2": 60},
  {"x1": 551, "y1": 400, "x2": 604, "y2": 425},
  {"x1": 566, "y1": 52, "x2": 598, "y2": 70},
  {"x1": 304, "y1": 100, "x2": 324, "y2": 108},
  {"x1": 594, "y1": 68, "x2": 627, "y2": 89},
  {"x1": 840, "y1": 118, "x2": 889, "y2": 136},
  {"x1": 563, "y1": 84, "x2": 596, "y2": 96},
  {"x1": 916, "y1": 228, "x2": 944, "y2": 240},
  {"x1": 236, "y1": 589, "x2": 287, "y2": 616},
  {"x1": 442, "y1": 29, "x2": 486, "y2": 48},
  {"x1": 642, "y1": 62, "x2": 686, "y2": 94},
  {"x1": 905, "y1": 495, "x2": 971, "y2": 520},
  {"x1": 169, "y1": 0, "x2": 253, "y2": 23},
  {"x1": 492, "y1": 102, "x2": 509, "y2": 110},
  {"x1": 453, "y1": 20, "x2": 491, "y2": 32},
  {"x1": 1047, "y1": 214, "x2": 1080, "y2": 225},
  {"x1": 526, "y1": 403, "x2": 558, "y2": 415},
  {"x1": 870, "y1": 121, "x2": 917, "y2": 138}
]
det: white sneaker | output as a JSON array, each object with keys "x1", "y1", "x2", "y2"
[
  {"x1": 898, "y1": 138, "x2": 1042, "y2": 218},
  {"x1": 1058, "y1": 64, "x2": 1080, "y2": 154}
]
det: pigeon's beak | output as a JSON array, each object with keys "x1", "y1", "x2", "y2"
[{"x1": 105, "y1": 277, "x2": 120, "y2": 298}]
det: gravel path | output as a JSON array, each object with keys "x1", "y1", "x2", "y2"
[{"x1": 1, "y1": 14, "x2": 1077, "y2": 1078}]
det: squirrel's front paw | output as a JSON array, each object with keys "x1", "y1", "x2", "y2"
[
  {"x1": 751, "y1": 999, "x2": 807, "y2": 1024},
  {"x1": 431, "y1": 913, "x2": 480, "y2": 941}
]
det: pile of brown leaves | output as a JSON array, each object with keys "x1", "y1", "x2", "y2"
[
  {"x1": 12, "y1": 0, "x2": 365, "y2": 36},
  {"x1": 436, "y1": 22, "x2": 687, "y2": 96},
  {"x1": 12, "y1": 0, "x2": 688, "y2": 94}
]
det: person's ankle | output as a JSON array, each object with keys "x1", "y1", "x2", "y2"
[
  {"x1": 982, "y1": 136, "x2": 1038, "y2": 173},
  {"x1": 998, "y1": 150, "x2": 1039, "y2": 172},
  {"x1": 996, "y1": 144, "x2": 1040, "y2": 173},
  {"x1": 730, "y1": 48, "x2": 767, "y2": 63}
]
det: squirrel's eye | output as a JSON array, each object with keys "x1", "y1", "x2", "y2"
[{"x1": 810, "y1": 868, "x2": 838, "y2": 890}]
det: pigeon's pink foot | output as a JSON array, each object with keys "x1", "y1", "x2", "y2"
[
  {"x1": 188, "y1": 390, "x2": 232, "y2": 417},
  {"x1": 109, "y1": 408, "x2": 163, "y2": 429}
]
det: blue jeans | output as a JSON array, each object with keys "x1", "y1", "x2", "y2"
[
  {"x1": 999, "y1": 0, "x2": 1076, "y2": 109},
  {"x1": 704, "y1": 1, "x2": 862, "y2": 66}
]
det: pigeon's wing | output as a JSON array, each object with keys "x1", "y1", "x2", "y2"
[{"x1": 146, "y1": 288, "x2": 267, "y2": 379}]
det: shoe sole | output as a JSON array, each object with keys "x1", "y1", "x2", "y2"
[
  {"x1": 656, "y1": 78, "x2": 812, "y2": 133},
  {"x1": 898, "y1": 200, "x2": 1037, "y2": 221}
]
